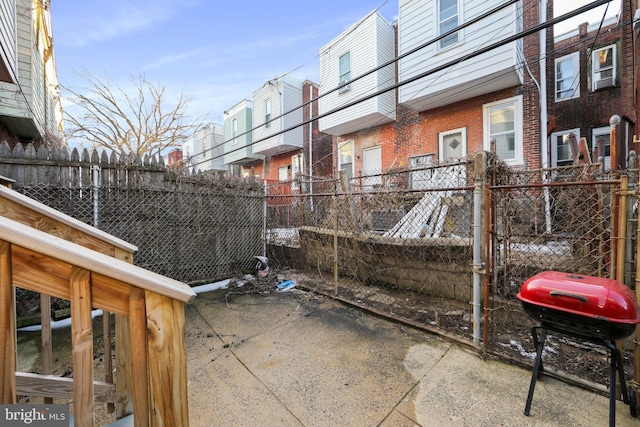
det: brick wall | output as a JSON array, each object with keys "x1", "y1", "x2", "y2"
[
  {"x1": 548, "y1": 0, "x2": 635, "y2": 158},
  {"x1": 331, "y1": 0, "x2": 544, "y2": 174}
]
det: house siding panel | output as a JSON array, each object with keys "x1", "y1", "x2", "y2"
[
  {"x1": 0, "y1": 0, "x2": 17, "y2": 83},
  {"x1": 252, "y1": 75, "x2": 304, "y2": 156},
  {"x1": 318, "y1": 11, "x2": 395, "y2": 136},
  {"x1": 0, "y1": 0, "x2": 32, "y2": 119},
  {"x1": 224, "y1": 100, "x2": 262, "y2": 165},
  {"x1": 398, "y1": 0, "x2": 522, "y2": 111}
]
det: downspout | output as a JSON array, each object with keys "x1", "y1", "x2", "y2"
[
  {"x1": 540, "y1": 0, "x2": 552, "y2": 235},
  {"x1": 539, "y1": 0, "x2": 548, "y2": 169},
  {"x1": 309, "y1": 84, "x2": 314, "y2": 211},
  {"x1": 472, "y1": 180, "x2": 483, "y2": 347}
]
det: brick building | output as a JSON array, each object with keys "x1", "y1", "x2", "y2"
[
  {"x1": 319, "y1": 0, "x2": 544, "y2": 182},
  {"x1": 317, "y1": 0, "x2": 635, "y2": 182},
  {"x1": 548, "y1": 0, "x2": 634, "y2": 169}
]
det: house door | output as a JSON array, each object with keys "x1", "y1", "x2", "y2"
[{"x1": 362, "y1": 146, "x2": 382, "y2": 188}]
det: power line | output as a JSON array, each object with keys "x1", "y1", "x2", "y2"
[
  {"x1": 193, "y1": 0, "x2": 613, "y2": 167},
  {"x1": 191, "y1": 0, "x2": 520, "y2": 167}
]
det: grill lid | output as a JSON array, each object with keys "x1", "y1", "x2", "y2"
[{"x1": 517, "y1": 271, "x2": 640, "y2": 324}]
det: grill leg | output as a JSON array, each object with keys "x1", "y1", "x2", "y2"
[
  {"x1": 605, "y1": 341, "x2": 629, "y2": 427},
  {"x1": 524, "y1": 326, "x2": 546, "y2": 416},
  {"x1": 608, "y1": 342, "x2": 617, "y2": 427}
]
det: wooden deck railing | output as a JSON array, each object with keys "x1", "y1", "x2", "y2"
[{"x1": 0, "y1": 185, "x2": 196, "y2": 427}]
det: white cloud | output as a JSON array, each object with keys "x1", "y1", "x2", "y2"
[{"x1": 56, "y1": 0, "x2": 191, "y2": 48}]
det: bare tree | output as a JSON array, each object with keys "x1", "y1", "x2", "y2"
[{"x1": 63, "y1": 72, "x2": 200, "y2": 157}]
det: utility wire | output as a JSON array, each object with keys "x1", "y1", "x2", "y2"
[
  {"x1": 191, "y1": 0, "x2": 520, "y2": 167},
  {"x1": 193, "y1": 0, "x2": 613, "y2": 167}
]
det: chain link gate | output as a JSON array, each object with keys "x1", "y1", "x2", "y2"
[{"x1": 485, "y1": 165, "x2": 639, "y2": 386}]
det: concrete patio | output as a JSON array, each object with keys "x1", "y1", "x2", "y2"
[{"x1": 184, "y1": 287, "x2": 639, "y2": 426}]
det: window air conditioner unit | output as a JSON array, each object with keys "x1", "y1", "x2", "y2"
[
  {"x1": 595, "y1": 77, "x2": 614, "y2": 90},
  {"x1": 338, "y1": 81, "x2": 351, "y2": 93}
]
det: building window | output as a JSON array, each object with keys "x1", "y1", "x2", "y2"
[
  {"x1": 592, "y1": 126, "x2": 611, "y2": 170},
  {"x1": 439, "y1": 127, "x2": 467, "y2": 161},
  {"x1": 410, "y1": 154, "x2": 434, "y2": 190},
  {"x1": 439, "y1": 0, "x2": 459, "y2": 49},
  {"x1": 291, "y1": 153, "x2": 303, "y2": 191},
  {"x1": 555, "y1": 52, "x2": 579, "y2": 101},
  {"x1": 339, "y1": 52, "x2": 351, "y2": 93},
  {"x1": 231, "y1": 118, "x2": 238, "y2": 144},
  {"x1": 550, "y1": 129, "x2": 580, "y2": 167},
  {"x1": 264, "y1": 99, "x2": 271, "y2": 128},
  {"x1": 483, "y1": 96, "x2": 523, "y2": 166},
  {"x1": 592, "y1": 44, "x2": 616, "y2": 91},
  {"x1": 338, "y1": 141, "x2": 353, "y2": 178},
  {"x1": 278, "y1": 166, "x2": 289, "y2": 182}
]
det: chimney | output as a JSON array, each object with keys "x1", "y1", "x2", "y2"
[{"x1": 579, "y1": 22, "x2": 588, "y2": 38}]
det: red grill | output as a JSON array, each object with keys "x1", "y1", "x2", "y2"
[{"x1": 516, "y1": 271, "x2": 640, "y2": 426}]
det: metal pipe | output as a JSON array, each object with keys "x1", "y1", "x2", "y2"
[
  {"x1": 610, "y1": 116, "x2": 620, "y2": 279},
  {"x1": 333, "y1": 184, "x2": 338, "y2": 296},
  {"x1": 634, "y1": 189, "x2": 640, "y2": 395},
  {"x1": 92, "y1": 165, "x2": 100, "y2": 228},
  {"x1": 483, "y1": 185, "x2": 491, "y2": 348},
  {"x1": 539, "y1": 0, "x2": 552, "y2": 236},
  {"x1": 616, "y1": 175, "x2": 628, "y2": 284},
  {"x1": 473, "y1": 181, "x2": 482, "y2": 347},
  {"x1": 263, "y1": 178, "x2": 267, "y2": 257}
]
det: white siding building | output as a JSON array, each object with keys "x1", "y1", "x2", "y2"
[
  {"x1": 223, "y1": 99, "x2": 262, "y2": 166},
  {"x1": 398, "y1": 0, "x2": 523, "y2": 111},
  {"x1": 318, "y1": 10, "x2": 396, "y2": 136},
  {"x1": 184, "y1": 123, "x2": 226, "y2": 172},
  {"x1": 0, "y1": 0, "x2": 62, "y2": 142},
  {"x1": 252, "y1": 75, "x2": 304, "y2": 157}
]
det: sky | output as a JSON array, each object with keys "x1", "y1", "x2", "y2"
[{"x1": 50, "y1": 0, "x2": 620, "y2": 133}]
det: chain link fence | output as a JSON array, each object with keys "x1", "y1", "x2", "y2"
[
  {"x1": 1, "y1": 145, "x2": 265, "y2": 325},
  {"x1": 4, "y1": 143, "x2": 639, "y2": 388},
  {"x1": 15, "y1": 177, "x2": 264, "y2": 284},
  {"x1": 266, "y1": 157, "x2": 640, "y2": 387},
  {"x1": 267, "y1": 158, "x2": 477, "y2": 340},
  {"x1": 486, "y1": 165, "x2": 636, "y2": 385}
]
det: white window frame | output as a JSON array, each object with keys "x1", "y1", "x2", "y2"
[
  {"x1": 409, "y1": 154, "x2": 434, "y2": 190},
  {"x1": 592, "y1": 126, "x2": 611, "y2": 170},
  {"x1": 338, "y1": 52, "x2": 351, "y2": 93},
  {"x1": 278, "y1": 166, "x2": 289, "y2": 182},
  {"x1": 362, "y1": 146, "x2": 382, "y2": 189},
  {"x1": 550, "y1": 128, "x2": 580, "y2": 167},
  {"x1": 438, "y1": 127, "x2": 467, "y2": 161},
  {"x1": 591, "y1": 44, "x2": 616, "y2": 91},
  {"x1": 338, "y1": 140, "x2": 354, "y2": 178},
  {"x1": 291, "y1": 153, "x2": 303, "y2": 191},
  {"x1": 483, "y1": 95, "x2": 523, "y2": 166},
  {"x1": 231, "y1": 118, "x2": 238, "y2": 144},
  {"x1": 438, "y1": 0, "x2": 461, "y2": 50},
  {"x1": 555, "y1": 52, "x2": 580, "y2": 101},
  {"x1": 264, "y1": 99, "x2": 271, "y2": 128}
]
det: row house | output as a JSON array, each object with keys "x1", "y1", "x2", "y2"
[
  {"x1": 318, "y1": 0, "x2": 636, "y2": 184},
  {"x1": 319, "y1": 0, "x2": 535, "y2": 187},
  {"x1": 0, "y1": 0, "x2": 63, "y2": 147},
  {"x1": 182, "y1": 123, "x2": 226, "y2": 173},
  {"x1": 223, "y1": 99, "x2": 262, "y2": 178},
  {"x1": 318, "y1": 9, "x2": 396, "y2": 186},
  {"x1": 222, "y1": 75, "x2": 333, "y2": 185},
  {"x1": 548, "y1": 1, "x2": 635, "y2": 170}
]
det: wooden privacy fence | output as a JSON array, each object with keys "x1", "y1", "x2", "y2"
[
  {"x1": 0, "y1": 141, "x2": 265, "y2": 285},
  {"x1": 0, "y1": 180, "x2": 196, "y2": 426}
]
